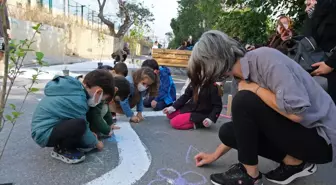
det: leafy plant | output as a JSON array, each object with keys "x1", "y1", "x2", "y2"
[
  {"x1": 222, "y1": 0, "x2": 306, "y2": 33},
  {"x1": 123, "y1": 21, "x2": 148, "y2": 59},
  {"x1": 214, "y1": 9, "x2": 269, "y2": 44},
  {"x1": 0, "y1": 2, "x2": 48, "y2": 160},
  {"x1": 0, "y1": 22, "x2": 47, "y2": 127},
  {"x1": 170, "y1": 0, "x2": 307, "y2": 47}
]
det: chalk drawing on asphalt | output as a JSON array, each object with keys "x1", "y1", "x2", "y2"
[
  {"x1": 107, "y1": 134, "x2": 123, "y2": 143},
  {"x1": 148, "y1": 168, "x2": 207, "y2": 185},
  {"x1": 185, "y1": 145, "x2": 201, "y2": 164}
]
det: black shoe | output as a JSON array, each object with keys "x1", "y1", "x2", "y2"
[
  {"x1": 111, "y1": 112, "x2": 117, "y2": 123},
  {"x1": 265, "y1": 162, "x2": 317, "y2": 185},
  {"x1": 50, "y1": 147, "x2": 85, "y2": 164},
  {"x1": 210, "y1": 163, "x2": 263, "y2": 185}
]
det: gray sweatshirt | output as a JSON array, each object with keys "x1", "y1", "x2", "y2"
[{"x1": 239, "y1": 47, "x2": 336, "y2": 163}]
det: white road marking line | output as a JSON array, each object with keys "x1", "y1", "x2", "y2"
[
  {"x1": 86, "y1": 111, "x2": 174, "y2": 185},
  {"x1": 172, "y1": 78, "x2": 187, "y2": 83},
  {"x1": 140, "y1": 111, "x2": 165, "y2": 117},
  {"x1": 86, "y1": 121, "x2": 151, "y2": 185},
  {"x1": 173, "y1": 81, "x2": 187, "y2": 84},
  {"x1": 20, "y1": 61, "x2": 142, "y2": 80}
]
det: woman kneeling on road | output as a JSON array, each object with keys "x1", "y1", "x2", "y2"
[{"x1": 190, "y1": 30, "x2": 336, "y2": 185}]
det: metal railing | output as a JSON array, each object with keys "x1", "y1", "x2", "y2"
[
  {"x1": 67, "y1": 0, "x2": 117, "y2": 29},
  {"x1": 12, "y1": 0, "x2": 119, "y2": 31}
]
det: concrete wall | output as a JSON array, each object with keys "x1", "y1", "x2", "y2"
[
  {"x1": 10, "y1": 18, "x2": 64, "y2": 56},
  {"x1": 6, "y1": 0, "x2": 145, "y2": 65},
  {"x1": 65, "y1": 24, "x2": 115, "y2": 59},
  {"x1": 10, "y1": 18, "x2": 118, "y2": 64}
]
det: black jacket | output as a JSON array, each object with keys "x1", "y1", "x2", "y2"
[
  {"x1": 256, "y1": 32, "x2": 296, "y2": 55},
  {"x1": 304, "y1": 0, "x2": 336, "y2": 68},
  {"x1": 172, "y1": 83, "x2": 222, "y2": 128}
]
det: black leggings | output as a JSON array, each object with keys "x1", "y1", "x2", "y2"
[
  {"x1": 47, "y1": 119, "x2": 86, "y2": 150},
  {"x1": 219, "y1": 90, "x2": 332, "y2": 166}
]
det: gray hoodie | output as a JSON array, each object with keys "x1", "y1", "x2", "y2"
[{"x1": 239, "y1": 47, "x2": 336, "y2": 163}]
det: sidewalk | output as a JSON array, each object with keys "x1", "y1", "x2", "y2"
[
  {"x1": 18, "y1": 54, "x2": 187, "y2": 79},
  {"x1": 23, "y1": 54, "x2": 153, "y2": 67},
  {"x1": 22, "y1": 53, "x2": 92, "y2": 67},
  {"x1": 19, "y1": 59, "x2": 144, "y2": 80}
]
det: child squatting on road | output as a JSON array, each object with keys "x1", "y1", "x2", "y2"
[{"x1": 31, "y1": 70, "x2": 115, "y2": 164}]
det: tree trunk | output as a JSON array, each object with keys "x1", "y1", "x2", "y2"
[
  {"x1": 0, "y1": 3, "x2": 10, "y2": 129},
  {"x1": 113, "y1": 37, "x2": 124, "y2": 52}
]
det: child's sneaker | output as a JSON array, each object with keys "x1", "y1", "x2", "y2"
[
  {"x1": 51, "y1": 147, "x2": 85, "y2": 164},
  {"x1": 111, "y1": 112, "x2": 117, "y2": 123}
]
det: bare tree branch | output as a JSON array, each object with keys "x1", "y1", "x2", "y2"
[
  {"x1": 97, "y1": 0, "x2": 116, "y2": 36},
  {"x1": 116, "y1": 0, "x2": 132, "y2": 36},
  {"x1": 97, "y1": 0, "x2": 154, "y2": 38},
  {"x1": 101, "y1": 0, "x2": 107, "y2": 9}
]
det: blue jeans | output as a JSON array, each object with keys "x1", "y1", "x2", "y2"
[{"x1": 143, "y1": 97, "x2": 170, "y2": 111}]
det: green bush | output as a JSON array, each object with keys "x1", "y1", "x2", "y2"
[{"x1": 214, "y1": 9, "x2": 269, "y2": 45}]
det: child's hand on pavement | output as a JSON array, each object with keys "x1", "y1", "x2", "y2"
[
  {"x1": 111, "y1": 124, "x2": 120, "y2": 130},
  {"x1": 137, "y1": 112, "x2": 144, "y2": 121},
  {"x1": 96, "y1": 141, "x2": 104, "y2": 151},
  {"x1": 130, "y1": 115, "x2": 140, "y2": 123},
  {"x1": 203, "y1": 118, "x2": 213, "y2": 128}
]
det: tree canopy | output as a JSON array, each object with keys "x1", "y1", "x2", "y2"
[
  {"x1": 97, "y1": 0, "x2": 154, "y2": 38},
  {"x1": 169, "y1": 0, "x2": 307, "y2": 48}
]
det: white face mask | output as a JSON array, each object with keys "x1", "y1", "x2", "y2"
[
  {"x1": 87, "y1": 91, "x2": 103, "y2": 107},
  {"x1": 137, "y1": 83, "x2": 148, "y2": 92}
]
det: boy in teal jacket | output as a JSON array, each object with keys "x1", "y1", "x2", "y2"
[{"x1": 31, "y1": 69, "x2": 115, "y2": 164}]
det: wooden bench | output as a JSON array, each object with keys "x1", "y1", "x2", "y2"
[{"x1": 152, "y1": 49, "x2": 191, "y2": 68}]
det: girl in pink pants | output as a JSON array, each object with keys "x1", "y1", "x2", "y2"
[{"x1": 163, "y1": 82, "x2": 223, "y2": 130}]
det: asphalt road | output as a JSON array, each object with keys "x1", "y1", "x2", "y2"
[{"x1": 0, "y1": 62, "x2": 335, "y2": 185}]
